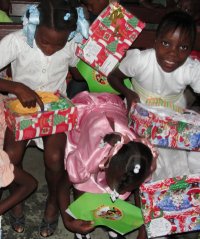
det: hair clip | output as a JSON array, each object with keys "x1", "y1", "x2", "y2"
[
  {"x1": 133, "y1": 164, "x2": 141, "y2": 174},
  {"x1": 64, "y1": 13, "x2": 71, "y2": 21},
  {"x1": 110, "y1": 189, "x2": 119, "y2": 202}
]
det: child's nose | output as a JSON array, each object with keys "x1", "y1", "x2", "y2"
[{"x1": 168, "y1": 46, "x2": 179, "y2": 57}]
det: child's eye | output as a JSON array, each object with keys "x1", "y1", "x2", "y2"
[
  {"x1": 161, "y1": 41, "x2": 169, "y2": 47},
  {"x1": 179, "y1": 45, "x2": 188, "y2": 51}
]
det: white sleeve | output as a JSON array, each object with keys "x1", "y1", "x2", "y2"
[
  {"x1": 119, "y1": 49, "x2": 142, "y2": 77},
  {"x1": 66, "y1": 39, "x2": 79, "y2": 67},
  {"x1": 0, "y1": 33, "x2": 20, "y2": 70},
  {"x1": 189, "y1": 59, "x2": 200, "y2": 93}
]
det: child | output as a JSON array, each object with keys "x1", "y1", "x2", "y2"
[
  {"x1": 58, "y1": 91, "x2": 157, "y2": 239},
  {"x1": 108, "y1": 11, "x2": 200, "y2": 239},
  {"x1": 0, "y1": 0, "x2": 87, "y2": 237},
  {"x1": 0, "y1": 95, "x2": 37, "y2": 232},
  {"x1": 0, "y1": 150, "x2": 37, "y2": 230}
]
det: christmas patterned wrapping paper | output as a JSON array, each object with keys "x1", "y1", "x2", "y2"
[
  {"x1": 4, "y1": 94, "x2": 78, "y2": 141},
  {"x1": 139, "y1": 175, "x2": 200, "y2": 238},
  {"x1": 129, "y1": 101, "x2": 200, "y2": 151},
  {"x1": 76, "y1": 2, "x2": 145, "y2": 76}
]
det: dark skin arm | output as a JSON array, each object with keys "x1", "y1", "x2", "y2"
[
  {"x1": 189, "y1": 92, "x2": 200, "y2": 113},
  {"x1": 58, "y1": 173, "x2": 94, "y2": 234},
  {"x1": 107, "y1": 68, "x2": 140, "y2": 110},
  {"x1": 0, "y1": 79, "x2": 44, "y2": 110},
  {"x1": 69, "y1": 67, "x2": 86, "y2": 82}
]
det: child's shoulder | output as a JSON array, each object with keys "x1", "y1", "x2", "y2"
[{"x1": 2, "y1": 29, "x2": 28, "y2": 48}]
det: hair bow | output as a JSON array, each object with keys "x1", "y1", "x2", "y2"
[
  {"x1": 68, "y1": 7, "x2": 89, "y2": 43},
  {"x1": 22, "y1": 4, "x2": 40, "y2": 47}
]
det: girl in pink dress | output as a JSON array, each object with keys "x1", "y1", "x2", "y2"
[{"x1": 59, "y1": 92, "x2": 157, "y2": 239}]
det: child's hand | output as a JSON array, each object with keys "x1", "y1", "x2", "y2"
[
  {"x1": 66, "y1": 218, "x2": 94, "y2": 234},
  {"x1": 14, "y1": 82, "x2": 44, "y2": 111},
  {"x1": 126, "y1": 91, "x2": 140, "y2": 111}
]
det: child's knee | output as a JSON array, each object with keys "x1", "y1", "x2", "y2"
[{"x1": 44, "y1": 150, "x2": 64, "y2": 171}]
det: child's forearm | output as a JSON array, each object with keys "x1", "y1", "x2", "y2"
[
  {"x1": 0, "y1": 79, "x2": 20, "y2": 95},
  {"x1": 108, "y1": 68, "x2": 131, "y2": 96}
]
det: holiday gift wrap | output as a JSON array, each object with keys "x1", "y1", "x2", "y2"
[
  {"x1": 4, "y1": 93, "x2": 78, "y2": 141},
  {"x1": 140, "y1": 174, "x2": 200, "y2": 238},
  {"x1": 66, "y1": 192, "x2": 144, "y2": 235},
  {"x1": 76, "y1": 2, "x2": 145, "y2": 76},
  {"x1": 129, "y1": 100, "x2": 200, "y2": 151}
]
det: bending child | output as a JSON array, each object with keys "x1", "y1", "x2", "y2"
[
  {"x1": 0, "y1": 0, "x2": 86, "y2": 237},
  {"x1": 108, "y1": 11, "x2": 200, "y2": 239},
  {"x1": 58, "y1": 91, "x2": 157, "y2": 239}
]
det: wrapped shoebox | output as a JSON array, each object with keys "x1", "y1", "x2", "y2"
[
  {"x1": 76, "y1": 2, "x2": 145, "y2": 76},
  {"x1": 140, "y1": 174, "x2": 200, "y2": 238},
  {"x1": 129, "y1": 99, "x2": 200, "y2": 151},
  {"x1": 4, "y1": 93, "x2": 78, "y2": 141}
]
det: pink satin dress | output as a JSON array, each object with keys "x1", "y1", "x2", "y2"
[{"x1": 65, "y1": 92, "x2": 137, "y2": 200}]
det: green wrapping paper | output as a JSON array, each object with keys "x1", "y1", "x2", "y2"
[
  {"x1": 77, "y1": 60, "x2": 132, "y2": 94},
  {"x1": 66, "y1": 192, "x2": 144, "y2": 235}
]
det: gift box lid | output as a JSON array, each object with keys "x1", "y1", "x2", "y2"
[{"x1": 76, "y1": 2, "x2": 146, "y2": 76}]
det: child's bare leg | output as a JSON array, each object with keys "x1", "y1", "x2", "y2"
[
  {"x1": 3, "y1": 127, "x2": 28, "y2": 232},
  {"x1": 40, "y1": 132, "x2": 66, "y2": 237},
  {"x1": 0, "y1": 167, "x2": 37, "y2": 215}
]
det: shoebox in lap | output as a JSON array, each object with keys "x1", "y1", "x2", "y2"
[
  {"x1": 129, "y1": 99, "x2": 200, "y2": 151},
  {"x1": 139, "y1": 174, "x2": 200, "y2": 238},
  {"x1": 4, "y1": 92, "x2": 78, "y2": 141},
  {"x1": 76, "y1": 2, "x2": 145, "y2": 77}
]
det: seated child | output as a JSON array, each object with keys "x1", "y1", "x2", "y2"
[{"x1": 58, "y1": 91, "x2": 157, "y2": 239}]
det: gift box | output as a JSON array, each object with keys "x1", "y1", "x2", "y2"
[
  {"x1": 4, "y1": 94, "x2": 78, "y2": 141},
  {"x1": 76, "y1": 2, "x2": 145, "y2": 76},
  {"x1": 140, "y1": 174, "x2": 200, "y2": 238},
  {"x1": 129, "y1": 100, "x2": 200, "y2": 151}
]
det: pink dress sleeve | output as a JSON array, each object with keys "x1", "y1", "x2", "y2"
[{"x1": 0, "y1": 150, "x2": 14, "y2": 187}]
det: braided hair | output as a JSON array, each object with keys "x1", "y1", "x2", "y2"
[{"x1": 36, "y1": 0, "x2": 78, "y2": 32}]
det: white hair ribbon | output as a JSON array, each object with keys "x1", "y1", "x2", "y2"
[
  {"x1": 68, "y1": 7, "x2": 89, "y2": 43},
  {"x1": 22, "y1": 4, "x2": 40, "y2": 48}
]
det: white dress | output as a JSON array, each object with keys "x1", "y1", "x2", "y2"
[
  {"x1": 119, "y1": 48, "x2": 200, "y2": 180},
  {"x1": 0, "y1": 30, "x2": 79, "y2": 148},
  {"x1": 0, "y1": 30, "x2": 78, "y2": 96}
]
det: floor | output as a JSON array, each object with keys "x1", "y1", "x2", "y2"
[{"x1": 2, "y1": 146, "x2": 139, "y2": 239}]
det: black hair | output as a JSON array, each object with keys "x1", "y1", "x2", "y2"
[
  {"x1": 32, "y1": 0, "x2": 79, "y2": 32},
  {"x1": 109, "y1": 141, "x2": 153, "y2": 193},
  {"x1": 156, "y1": 11, "x2": 196, "y2": 48}
]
